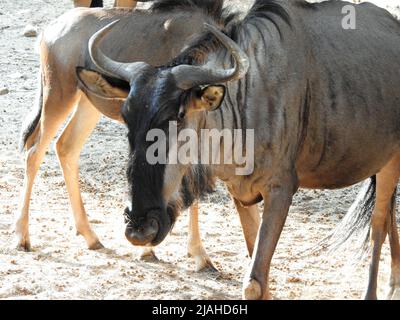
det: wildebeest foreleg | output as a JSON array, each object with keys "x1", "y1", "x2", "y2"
[
  {"x1": 233, "y1": 198, "x2": 260, "y2": 257},
  {"x1": 365, "y1": 153, "x2": 400, "y2": 300},
  {"x1": 55, "y1": 95, "x2": 103, "y2": 250},
  {"x1": 242, "y1": 180, "x2": 295, "y2": 300},
  {"x1": 187, "y1": 202, "x2": 217, "y2": 272}
]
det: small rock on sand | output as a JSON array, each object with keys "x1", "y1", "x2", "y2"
[
  {"x1": 9, "y1": 72, "x2": 26, "y2": 80},
  {"x1": 22, "y1": 25, "x2": 37, "y2": 37},
  {"x1": 0, "y1": 87, "x2": 9, "y2": 95}
]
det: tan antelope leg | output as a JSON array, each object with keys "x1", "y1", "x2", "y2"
[
  {"x1": 365, "y1": 153, "x2": 400, "y2": 299},
  {"x1": 73, "y1": 0, "x2": 92, "y2": 7},
  {"x1": 114, "y1": 0, "x2": 137, "y2": 8},
  {"x1": 187, "y1": 202, "x2": 216, "y2": 272},
  {"x1": 16, "y1": 89, "x2": 79, "y2": 251},
  {"x1": 233, "y1": 198, "x2": 260, "y2": 257},
  {"x1": 55, "y1": 95, "x2": 104, "y2": 250}
]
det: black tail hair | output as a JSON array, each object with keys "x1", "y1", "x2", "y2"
[
  {"x1": 312, "y1": 176, "x2": 378, "y2": 258},
  {"x1": 388, "y1": 185, "x2": 398, "y2": 237},
  {"x1": 20, "y1": 71, "x2": 43, "y2": 153},
  {"x1": 90, "y1": 0, "x2": 103, "y2": 7}
]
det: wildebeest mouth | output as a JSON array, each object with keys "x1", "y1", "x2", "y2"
[
  {"x1": 125, "y1": 217, "x2": 158, "y2": 246},
  {"x1": 148, "y1": 204, "x2": 179, "y2": 246},
  {"x1": 124, "y1": 204, "x2": 178, "y2": 247}
]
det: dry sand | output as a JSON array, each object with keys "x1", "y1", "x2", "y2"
[{"x1": 0, "y1": 0, "x2": 399, "y2": 300}]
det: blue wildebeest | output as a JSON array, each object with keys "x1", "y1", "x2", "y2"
[
  {"x1": 17, "y1": 0, "x2": 238, "y2": 271},
  {"x1": 80, "y1": 0, "x2": 400, "y2": 299}
]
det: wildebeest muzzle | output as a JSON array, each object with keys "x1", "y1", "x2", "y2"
[{"x1": 124, "y1": 207, "x2": 173, "y2": 246}]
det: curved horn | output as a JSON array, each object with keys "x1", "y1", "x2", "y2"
[
  {"x1": 171, "y1": 23, "x2": 249, "y2": 90},
  {"x1": 89, "y1": 20, "x2": 149, "y2": 82}
]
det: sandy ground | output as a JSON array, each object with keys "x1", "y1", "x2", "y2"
[{"x1": 0, "y1": 0, "x2": 399, "y2": 300}]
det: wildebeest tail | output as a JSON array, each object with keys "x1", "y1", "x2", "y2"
[
  {"x1": 311, "y1": 176, "x2": 377, "y2": 258},
  {"x1": 180, "y1": 165, "x2": 215, "y2": 209},
  {"x1": 19, "y1": 71, "x2": 43, "y2": 153},
  {"x1": 90, "y1": 0, "x2": 103, "y2": 7}
]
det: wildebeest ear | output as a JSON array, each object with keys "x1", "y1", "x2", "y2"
[
  {"x1": 191, "y1": 85, "x2": 226, "y2": 112},
  {"x1": 76, "y1": 67, "x2": 129, "y2": 99},
  {"x1": 76, "y1": 67, "x2": 128, "y2": 123}
]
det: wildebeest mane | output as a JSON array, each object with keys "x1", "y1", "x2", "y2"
[
  {"x1": 164, "y1": 0, "x2": 291, "y2": 68},
  {"x1": 241, "y1": 0, "x2": 291, "y2": 28},
  {"x1": 150, "y1": 0, "x2": 223, "y2": 21},
  {"x1": 295, "y1": 0, "x2": 319, "y2": 11},
  {"x1": 150, "y1": 0, "x2": 240, "y2": 27}
]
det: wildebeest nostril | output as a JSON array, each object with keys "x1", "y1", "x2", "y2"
[{"x1": 147, "y1": 218, "x2": 159, "y2": 234}]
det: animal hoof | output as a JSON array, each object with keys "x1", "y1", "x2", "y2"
[
  {"x1": 364, "y1": 292, "x2": 377, "y2": 300},
  {"x1": 198, "y1": 263, "x2": 218, "y2": 273},
  {"x1": 140, "y1": 250, "x2": 159, "y2": 262},
  {"x1": 195, "y1": 256, "x2": 218, "y2": 273},
  {"x1": 16, "y1": 241, "x2": 31, "y2": 252},
  {"x1": 243, "y1": 279, "x2": 262, "y2": 300},
  {"x1": 390, "y1": 288, "x2": 400, "y2": 300},
  {"x1": 88, "y1": 240, "x2": 105, "y2": 250}
]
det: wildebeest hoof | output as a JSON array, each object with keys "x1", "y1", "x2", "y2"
[
  {"x1": 364, "y1": 291, "x2": 378, "y2": 300},
  {"x1": 243, "y1": 279, "x2": 262, "y2": 300},
  {"x1": 88, "y1": 240, "x2": 105, "y2": 250},
  {"x1": 16, "y1": 241, "x2": 31, "y2": 252},
  {"x1": 195, "y1": 256, "x2": 218, "y2": 273},
  {"x1": 198, "y1": 263, "x2": 218, "y2": 273},
  {"x1": 140, "y1": 250, "x2": 159, "y2": 262}
]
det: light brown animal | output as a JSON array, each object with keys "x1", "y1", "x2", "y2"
[{"x1": 17, "y1": 1, "x2": 224, "y2": 272}]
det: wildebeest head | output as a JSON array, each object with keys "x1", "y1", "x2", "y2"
[{"x1": 77, "y1": 20, "x2": 248, "y2": 246}]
